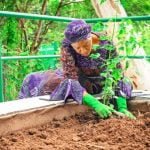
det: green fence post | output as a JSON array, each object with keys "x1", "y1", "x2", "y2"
[{"x1": 0, "y1": 41, "x2": 4, "y2": 102}]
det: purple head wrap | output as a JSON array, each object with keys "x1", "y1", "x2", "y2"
[{"x1": 64, "y1": 20, "x2": 91, "y2": 43}]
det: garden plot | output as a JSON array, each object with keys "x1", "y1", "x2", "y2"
[
  {"x1": 0, "y1": 91, "x2": 149, "y2": 150},
  {"x1": 0, "y1": 111, "x2": 149, "y2": 150}
]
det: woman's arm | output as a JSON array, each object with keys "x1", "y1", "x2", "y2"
[{"x1": 61, "y1": 46, "x2": 78, "y2": 79}]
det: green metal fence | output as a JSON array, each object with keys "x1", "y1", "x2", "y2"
[{"x1": 0, "y1": 11, "x2": 150, "y2": 102}]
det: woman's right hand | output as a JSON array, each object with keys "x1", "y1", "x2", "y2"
[
  {"x1": 94, "y1": 102, "x2": 114, "y2": 118},
  {"x1": 82, "y1": 92, "x2": 114, "y2": 118}
]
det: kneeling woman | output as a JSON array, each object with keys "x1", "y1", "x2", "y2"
[{"x1": 19, "y1": 20, "x2": 135, "y2": 119}]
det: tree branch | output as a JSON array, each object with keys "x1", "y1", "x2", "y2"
[
  {"x1": 34, "y1": 0, "x2": 64, "y2": 51},
  {"x1": 15, "y1": 4, "x2": 29, "y2": 48},
  {"x1": 30, "y1": 0, "x2": 48, "y2": 54}
]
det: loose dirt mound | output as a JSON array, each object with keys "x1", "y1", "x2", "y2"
[{"x1": 0, "y1": 111, "x2": 149, "y2": 150}]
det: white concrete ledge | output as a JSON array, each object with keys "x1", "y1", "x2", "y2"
[
  {"x1": 0, "y1": 96, "x2": 88, "y2": 135},
  {"x1": 0, "y1": 95, "x2": 64, "y2": 116}
]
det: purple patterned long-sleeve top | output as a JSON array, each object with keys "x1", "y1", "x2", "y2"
[{"x1": 19, "y1": 37, "x2": 132, "y2": 104}]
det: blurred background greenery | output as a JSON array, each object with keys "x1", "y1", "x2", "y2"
[{"x1": 0, "y1": 0, "x2": 149, "y2": 100}]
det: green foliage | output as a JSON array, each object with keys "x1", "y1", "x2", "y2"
[
  {"x1": 120, "y1": 0, "x2": 150, "y2": 16},
  {"x1": 100, "y1": 46, "x2": 123, "y2": 105},
  {"x1": 3, "y1": 56, "x2": 59, "y2": 101},
  {"x1": 90, "y1": 23, "x2": 123, "y2": 104},
  {"x1": 91, "y1": 22, "x2": 120, "y2": 104},
  {"x1": 117, "y1": 20, "x2": 149, "y2": 55},
  {"x1": 92, "y1": 22, "x2": 108, "y2": 32},
  {"x1": 99, "y1": 18, "x2": 149, "y2": 104},
  {"x1": 0, "y1": 18, "x2": 21, "y2": 54},
  {"x1": 90, "y1": 53, "x2": 100, "y2": 59},
  {"x1": 60, "y1": 0, "x2": 97, "y2": 18},
  {"x1": 1, "y1": 0, "x2": 97, "y2": 101},
  {"x1": 120, "y1": 0, "x2": 150, "y2": 55},
  {"x1": 91, "y1": 17, "x2": 149, "y2": 105}
]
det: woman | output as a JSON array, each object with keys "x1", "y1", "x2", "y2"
[{"x1": 19, "y1": 20, "x2": 135, "y2": 119}]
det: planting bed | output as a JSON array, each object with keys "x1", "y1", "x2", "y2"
[{"x1": 0, "y1": 110, "x2": 149, "y2": 150}]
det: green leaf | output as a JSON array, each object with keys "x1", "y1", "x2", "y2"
[
  {"x1": 99, "y1": 0, "x2": 107, "y2": 4},
  {"x1": 100, "y1": 44, "x2": 115, "y2": 51},
  {"x1": 125, "y1": 61, "x2": 130, "y2": 69},
  {"x1": 112, "y1": 69, "x2": 122, "y2": 80},
  {"x1": 100, "y1": 35, "x2": 109, "y2": 40},
  {"x1": 92, "y1": 22, "x2": 105, "y2": 32},
  {"x1": 90, "y1": 53, "x2": 100, "y2": 59},
  {"x1": 93, "y1": 45, "x2": 100, "y2": 51},
  {"x1": 100, "y1": 73, "x2": 107, "y2": 77},
  {"x1": 118, "y1": 46, "x2": 124, "y2": 51}
]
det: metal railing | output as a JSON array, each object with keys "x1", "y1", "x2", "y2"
[{"x1": 0, "y1": 11, "x2": 150, "y2": 102}]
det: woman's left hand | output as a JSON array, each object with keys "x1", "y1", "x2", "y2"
[{"x1": 119, "y1": 109, "x2": 136, "y2": 119}]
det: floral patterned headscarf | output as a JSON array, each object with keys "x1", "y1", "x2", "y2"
[{"x1": 64, "y1": 20, "x2": 91, "y2": 44}]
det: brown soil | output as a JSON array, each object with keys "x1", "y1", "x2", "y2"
[{"x1": 0, "y1": 111, "x2": 149, "y2": 150}]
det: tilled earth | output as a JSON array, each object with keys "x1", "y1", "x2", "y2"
[{"x1": 0, "y1": 111, "x2": 150, "y2": 150}]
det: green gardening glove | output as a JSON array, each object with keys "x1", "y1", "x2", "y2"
[
  {"x1": 82, "y1": 93, "x2": 114, "y2": 118},
  {"x1": 116, "y1": 97, "x2": 136, "y2": 119}
]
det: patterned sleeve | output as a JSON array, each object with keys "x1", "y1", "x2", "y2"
[
  {"x1": 61, "y1": 46, "x2": 79, "y2": 80},
  {"x1": 50, "y1": 46, "x2": 84, "y2": 104}
]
